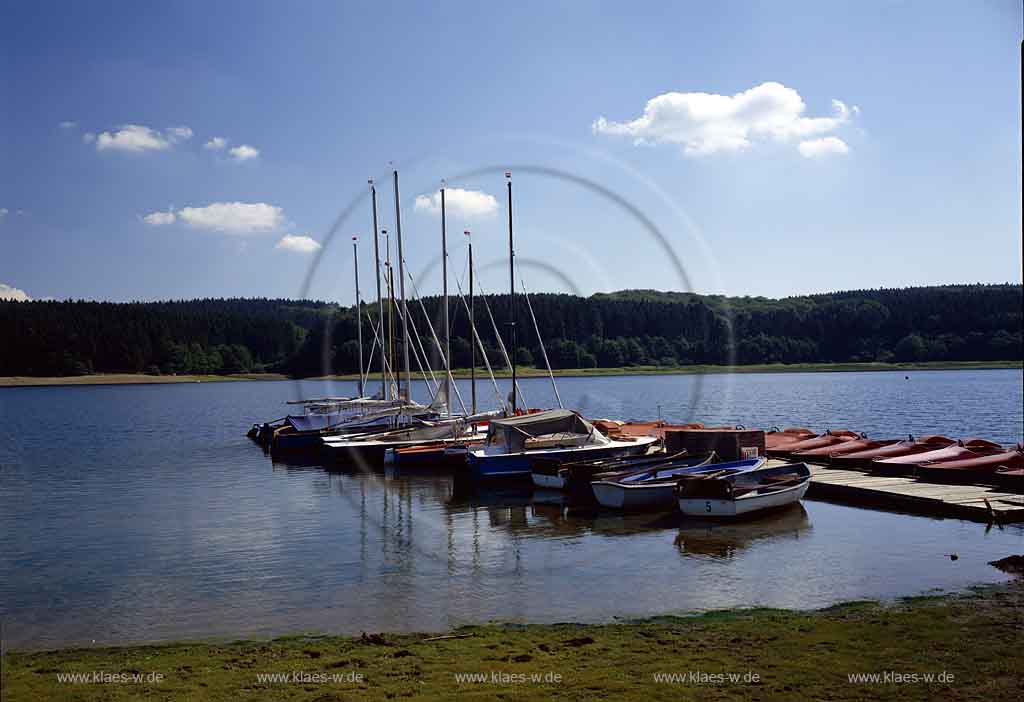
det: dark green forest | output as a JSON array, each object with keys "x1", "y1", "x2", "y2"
[{"x1": 1, "y1": 284, "x2": 1021, "y2": 377}]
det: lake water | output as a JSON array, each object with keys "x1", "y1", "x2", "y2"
[{"x1": 1, "y1": 369, "x2": 1022, "y2": 650}]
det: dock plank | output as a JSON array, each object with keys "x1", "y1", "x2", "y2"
[{"x1": 792, "y1": 460, "x2": 1023, "y2": 523}]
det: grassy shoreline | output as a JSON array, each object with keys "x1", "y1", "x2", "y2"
[
  {"x1": 1, "y1": 360, "x2": 1019, "y2": 388},
  {"x1": 3, "y1": 582, "x2": 1021, "y2": 701}
]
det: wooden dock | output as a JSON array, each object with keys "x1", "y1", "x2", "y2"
[{"x1": 767, "y1": 460, "x2": 1024, "y2": 524}]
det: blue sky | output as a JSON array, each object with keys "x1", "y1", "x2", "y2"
[{"x1": 1, "y1": 1, "x2": 1020, "y2": 304}]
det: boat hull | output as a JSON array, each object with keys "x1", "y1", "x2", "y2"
[
  {"x1": 767, "y1": 431, "x2": 859, "y2": 459},
  {"x1": 384, "y1": 438, "x2": 485, "y2": 467},
  {"x1": 531, "y1": 472, "x2": 568, "y2": 489},
  {"x1": 794, "y1": 439, "x2": 898, "y2": 463},
  {"x1": 591, "y1": 481, "x2": 678, "y2": 511},
  {"x1": 764, "y1": 428, "x2": 816, "y2": 451},
  {"x1": 678, "y1": 480, "x2": 809, "y2": 517},
  {"x1": 591, "y1": 457, "x2": 766, "y2": 511},
  {"x1": 829, "y1": 438, "x2": 955, "y2": 470},
  {"x1": 469, "y1": 438, "x2": 657, "y2": 480},
  {"x1": 871, "y1": 442, "x2": 1005, "y2": 476},
  {"x1": 915, "y1": 450, "x2": 1024, "y2": 484}
]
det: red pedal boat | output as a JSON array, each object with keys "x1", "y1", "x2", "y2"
[
  {"x1": 767, "y1": 430, "x2": 860, "y2": 458},
  {"x1": 915, "y1": 444, "x2": 1024, "y2": 484},
  {"x1": 794, "y1": 438, "x2": 899, "y2": 463},
  {"x1": 765, "y1": 427, "x2": 816, "y2": 451},
  {"x1": 994, "y1": 467, "x2": 1024, "y2": 493},
  {"x1": 871, "y1": 439, "x2": 1004, "y2": 476},
  {"x1": 829, "y1": 435, "x2": 956, "y2": 470}
]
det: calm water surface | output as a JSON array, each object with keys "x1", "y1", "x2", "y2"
[{"x1": 1, "y1": 369, "x2": 1022, "y2": 649}]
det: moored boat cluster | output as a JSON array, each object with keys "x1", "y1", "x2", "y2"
[
  {"x1": 247, "y1": 169, "x2": 1021, "y2": 520},
  {"x1": 249, "y1": 406, "x2": 818, "y2": 518}
]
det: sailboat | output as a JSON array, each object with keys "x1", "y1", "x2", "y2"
[
  {"x1": 466, "y1": 409, "x2": 658, "y2": 479},
  {"x1": 320, "y1": 171, "x2": 491, "y2": 464},
  {"x1": 465, "y1": 172, "x2": 659, "y2": 479},
  {"x1": 261, "y1": 396, "x2": 434, "y2": 453}
]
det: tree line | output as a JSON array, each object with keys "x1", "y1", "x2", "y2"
[{"x1": 1, "y1": 284, "x2": 1020, "y2": 377}]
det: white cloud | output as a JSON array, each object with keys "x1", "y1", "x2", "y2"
[
  {"x1": 96, "y1": 125, "x2": 171, "y2": 152},
  {"x1": 142, "y1": 210, "x2": 176, "y2": 225},
  {"x1": 275, "y1": 234, "x2": 322, "y2": 253},
  {"x1": 414, "y1": 188, "x2": 499, "y2": 218},
  {"x1": 177, "y1": 202, "x2": 284, "y2": 233},
  {"x1": 58, "y1": 121, "x2": 77, "y2": 129},
  {"x1": 94, "y1": 124, "x2": 193, "y2": 152},
  {"x1": 0, "y1": 283, "x2": 31, "y2": 301},
  {"x1": 166, "y1": 126, "x2": 193, "y2": 143},
  {"x1": 0, "y1": 208, "x2": 7, "y2": 220},
  {"x1": 229, "y1": 144, "x2": 259, "y2": 161},
  {"x1": 593, "y1": 82, "x2": 857, "y2": 156},
  {"x1": 82, "y1": 132, "x2": 96, "y2": 144},
  {"x1": 798, "y1": 136, "x2": 850, "y2": 158},
  {"x1": 204, "y1": 136, "x2": 227, "y2": 150}
]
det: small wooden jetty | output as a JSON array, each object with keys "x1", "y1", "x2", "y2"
[{"x1": 767, "y1": 460, "x2": 1024, "y2": 524}]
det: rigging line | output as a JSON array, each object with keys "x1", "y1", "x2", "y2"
[
  {"x1": 361, "y1": 309, "x2": 380, "y2": 389},
  {"x1": 406, "y1": 300, "x2": 440, "y2": 395},
  {"x1": 391, "y1": 258, "x2": 440, "y2": 396},
  {"x1": 369, "y1": 257, "x2": 394, "y2": 392},
  {"x1": 371, "y1": 261, "x2": 388, "y2": 332},
  {"x1": 392, "y1": 298, "x2": 436, "y2": 397},
  {"x1": 404, "y1": 305, "x2": 440, "y2": 397},
  {"x1": 404, "y1": 268, "x2": 469, "y2": 417},
  {"x1": 453, "y1": 276, "x2": 506, "y2": 411},
  {"x1": 472, "y1": 271, "x2": 529, "y2": 408},
  {"x1": 362, "y1": 307, "x2": 397, "y2": 393},
  {"x1": 413, "y1": 294, "x2": 469, "y2": 417},
  {"x1": 363, "y1": 307, "x2": 401, "y2": 401},
  {"x1": 458, "y1": 243, "x2": 470, "y2": 288},
  {"x1": 519, "y1": 277, "x2": 563, "y2": 409}
]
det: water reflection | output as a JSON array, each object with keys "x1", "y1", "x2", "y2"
[
  {"x1": 675, "y1": 504, "x2": 812, "y2": 560},
  {"x1": 2, "y1": 371, "x2": 1022, "y2": 650}
]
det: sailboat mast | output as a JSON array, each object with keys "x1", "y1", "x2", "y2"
[
  {"x1": 352, "y1": 236, "x2": 364, "y2": 398},
  {"x1": 384, "y1": 228, "x2": 394, "y2": 399},
  {"x1": 440, "y1": 183, "x2": 450, "y2": 410},
  {"x1": 466, "y1": 230, "x2": 476, "y2": 414},
  {"x1": 506, "y1": 171, "x2": 517, "y2": 413},
  {"x1": 369, "y1": 179, "x2": 385, "y2": 399},
  {"x1": 393, "y1": 170, "x2": 412, "y2": 401}
]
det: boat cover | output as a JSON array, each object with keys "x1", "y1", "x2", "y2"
[
  {"x1": 486, "y1": 409, "x2": 608, "y2": 451},
  {"x1": 286, "y1": 403, "x2": 423, "y2": 432},
  {"x1": 287, "y1": 412, "x2": 346, "y2": 432}
]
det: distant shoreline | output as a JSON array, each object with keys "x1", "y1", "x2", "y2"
[{"x1": 1, "y1": 361, "x2": 1019, "y2": 388}]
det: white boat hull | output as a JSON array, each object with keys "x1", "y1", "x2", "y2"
[{"x1": 677, "y1": 480, "x2": 809, "y2": 517}]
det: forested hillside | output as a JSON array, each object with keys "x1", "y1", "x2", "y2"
[{"x1": 1, "y1": 285, "x2": 1020, "y2": 377}]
